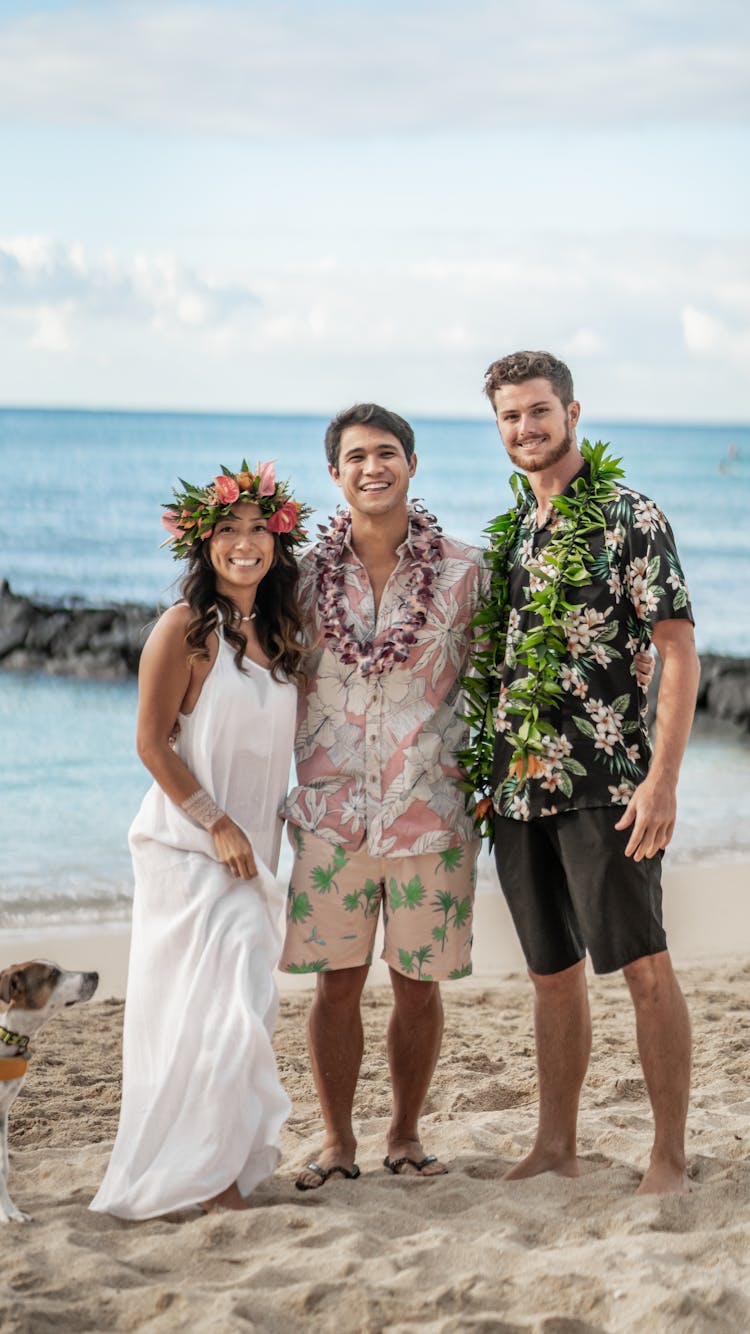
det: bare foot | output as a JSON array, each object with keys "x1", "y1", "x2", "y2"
[
  {"x1": 503, "y1": 1144, "x2": 580, "y2": 1181},
  {"x1": 636, "y1": 1158, "x2": 687, "y2": 1195},
  {"x1": 384, "y1": 1138, "x2": 448, "y2": 1177},
  {"x1": 295, "y1": 1141, "x2": 358, "y2": 1191},
  {"x1": 199, "y1": 1182, "x2": 247, "y2": 1212}
]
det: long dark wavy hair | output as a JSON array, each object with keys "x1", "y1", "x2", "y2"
[{"x1": 180, "y1": 532, "x2": 307, "y2": 687}]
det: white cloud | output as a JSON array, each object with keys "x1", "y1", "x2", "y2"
[
  {"x1": 2, "y1": 229, "x2": 749, "y2": 416},
  {"x1": 563, "y1": 328, "x2": 607, "y2": 357},
  {"x1": 30, "y1": 304, "x2": 73, "y2": 352},
  {"x1": 682, "y1": 306, "x2": 724, "y2": 353},
  {"x1": 0, "y1": 1, "x2": 747, "y2": 139},
  {"x1": 682, "y1": 304, "x2": 750, "y2": 360},
  {"x1": 0, "y1": 236, "x2": 261, "y2": 349}
]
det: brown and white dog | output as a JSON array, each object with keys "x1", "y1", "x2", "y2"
[{"x1": 0, "y1": 960, "x2": 99, "y2": 1223}]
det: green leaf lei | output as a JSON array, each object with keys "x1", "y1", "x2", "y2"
[{"x1": 457, "y1": 440, "x2": 625, "y2": 845}]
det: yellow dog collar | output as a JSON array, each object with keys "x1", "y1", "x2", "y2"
[{"x1": 0, "y1": 1023, "x2": 29, "y2": 1054}]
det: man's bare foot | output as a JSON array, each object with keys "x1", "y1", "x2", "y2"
[
  {"x1": 199, "y1": 1182, "x2": 247, "y2": 1212},
  {"x1": 503, "y1": 1144, "x2": 580, "y2": 1181},
  {"x1": 384, "y1": 1138, "x2": 448, "y2": 1177},
  {"x1": 636, "y1": 1157, "x2": 688, "y2": 1195},
  {"x1": 295, "y1": 1141, "x2": 359, "y2": 1191}
]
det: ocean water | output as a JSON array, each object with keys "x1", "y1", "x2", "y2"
[
  {"x1": 1, "y1": 408, "x2": 749, "y2": 651},
  {"x1": 1, "y1": 408, "x2": 749, "y2": 929}
]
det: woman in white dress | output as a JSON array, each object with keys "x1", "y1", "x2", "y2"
[{"x1": 91, "y1": 461, "x2": 311, "y2": 1219}]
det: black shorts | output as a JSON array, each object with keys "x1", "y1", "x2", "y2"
[{"x1": 493, "y1": 807, "x2": 667, "y2": 976}]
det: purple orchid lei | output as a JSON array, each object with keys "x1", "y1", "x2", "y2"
[{"x1": 314, "y1": 502, "x2": 443, "y2": 677}]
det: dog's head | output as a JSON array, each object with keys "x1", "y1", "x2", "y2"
[{"x1": 0, "y1": 960, "x2": 99, "y2": 1015}]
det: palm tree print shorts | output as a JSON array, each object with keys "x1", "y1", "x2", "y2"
[{"x1": 279, "y1": 826, "x2": 478, "y2": 981}]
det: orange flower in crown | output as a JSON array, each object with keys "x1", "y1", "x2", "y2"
[{"x1": 161, "y1": 460, "x2": 312, "y2": 558}]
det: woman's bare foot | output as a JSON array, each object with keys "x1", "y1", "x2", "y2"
[{"x1": 199, "y1": 1182, "x2": 247, "y2": 1212}]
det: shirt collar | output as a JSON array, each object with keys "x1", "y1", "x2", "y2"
[{"x1": 340, "y1": 506, "x2": 423, "y2": 562}]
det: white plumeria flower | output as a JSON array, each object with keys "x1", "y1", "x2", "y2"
[
  {"x1": 594, "y1": 721, "x2": 623, "y2": 754},
  {"x1": 628, "y1": 574, "x2": 659, "y2": 618},
  {"x1": 529, "y1": 572, "x2": 550, "y2": 594},
  {"x1": 543, "y1": 733, "x2": 572, "y2": 761},
  {"x1": 633, "y1": 498, "x2": 665, "y2": 537},
  {"x1": 565, "y1": 605, "x2": 608, "y2": 656},
  {"x1": 626, "y1": 555, "x2": 649, "y2": 584},
  {"x1": 638, "y1": 586, "x2": 659, "y2": 617},
  {"x1": 585, "y1": 699, "x2": 616, "y2": 725},
  {"x1": 560, "y1": 664, "x2": 581, "y2": 693},
  {"x1": 607, "y1": 570, "x2": 623, "y2": 602},
  {"x1": 494, "y1": 687, "x2": 512, "y2": 734}
]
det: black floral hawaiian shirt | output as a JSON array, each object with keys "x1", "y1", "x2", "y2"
[{"x1": 492, "y1": 461, "x2": 694, "y2": 821}]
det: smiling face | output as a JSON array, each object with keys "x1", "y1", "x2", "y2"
[
  {"x1": 329, "y1": 423, "x2": 417, "y2": 518},
  {"x1": 208, "y1": 502, "x2": 276, "y2": 601},
  {"x1": 493, "y1": 376, "x2": 581, "y2": 475}
]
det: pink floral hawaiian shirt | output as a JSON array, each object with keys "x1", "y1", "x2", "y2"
[{"x1": 284, "y1": 515, "x2": 490, "y2": 856}]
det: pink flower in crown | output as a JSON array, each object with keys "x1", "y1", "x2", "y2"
[
  {"x1": 161, "y1": 510, "x2": 182, "y2": 537},
  {"x1": 257, "y1": 461, "x2": 276, "y2": 497},
  {"x1": 267, "y1": 499, "x2": 300, "y2": 533},
  {"x1": 214, "y1": 474, "x2": 240, "y2": 505}
]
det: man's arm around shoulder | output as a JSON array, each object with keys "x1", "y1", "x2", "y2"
[{"x1": 615, "y1": 620, "x2": 701, "y2": 862}]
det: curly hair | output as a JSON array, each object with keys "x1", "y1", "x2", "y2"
[
  {"x1": 324, "y1": 402, "x2": 415, "y2": 470},
  {"x1": 180, "y1": 533, "x2": 307, "y2": 687},
  {"x1": 483, "y1": 351, "x2": 575, "y2": 410}
]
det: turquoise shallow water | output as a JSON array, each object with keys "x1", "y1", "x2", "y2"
[
  {"x1": 1, "y1": 409, "x2": 748, "y2": 926},
  {"x1": 0, "y1": 671, "x2": 748, "y2": 928}
]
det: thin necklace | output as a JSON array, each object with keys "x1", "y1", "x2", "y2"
[{"x1": 239, "y1": 611, "x2": 256, "y2": 623}]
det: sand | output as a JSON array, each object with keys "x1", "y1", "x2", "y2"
[{"x1": 1, "y1": 861, "x2": 749, "y2": 1332}]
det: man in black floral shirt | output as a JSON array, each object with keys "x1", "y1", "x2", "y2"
[{"x1": 485, "y1": 350, "x2": 700, "y2": 1195}]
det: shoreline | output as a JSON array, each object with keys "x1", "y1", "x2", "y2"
[{"x1": 2, "y1": 856, "x2": 748, "y2": 1000}]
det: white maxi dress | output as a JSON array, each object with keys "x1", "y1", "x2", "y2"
[{"x1": 91, "y1": 630, "x2": 296, "y2": 1219}]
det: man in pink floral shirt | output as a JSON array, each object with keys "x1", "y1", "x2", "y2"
[{"x1": 280, "y1": 402, "x2": 488, "y2": 1190}]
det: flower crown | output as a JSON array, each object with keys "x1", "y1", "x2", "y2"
[{"x1": 161, "y1": 460, "x2": 311, "y2": 558}]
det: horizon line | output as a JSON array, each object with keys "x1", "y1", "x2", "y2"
[{"x1": 0, "y1": 403, "x2": 748, "y2": 432}]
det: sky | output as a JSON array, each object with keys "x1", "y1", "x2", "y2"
[{"x1": 0, "y1": 0, "x2": 749, "y2": 420}]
